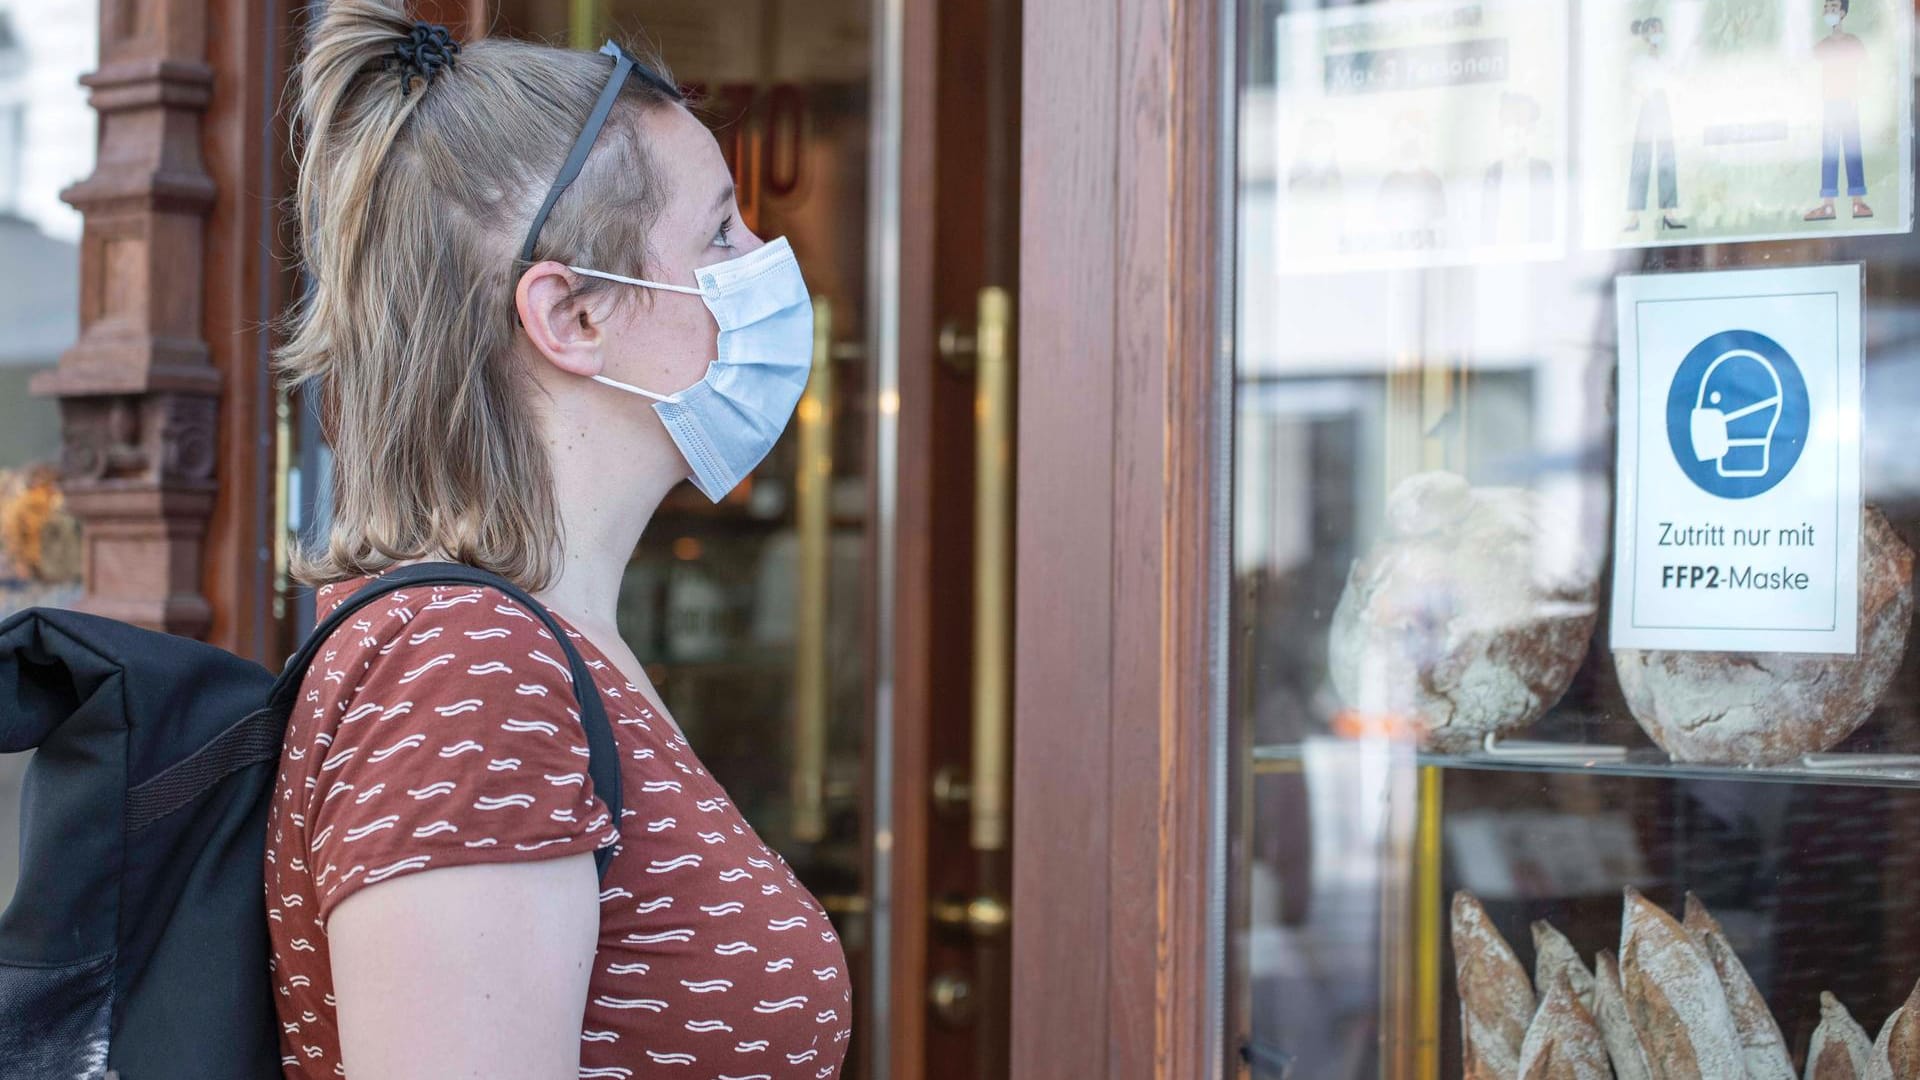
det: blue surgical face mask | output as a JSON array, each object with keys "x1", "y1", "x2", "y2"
[{"x1": 568, "y1": 236, "x2": 813, "y2": 502}]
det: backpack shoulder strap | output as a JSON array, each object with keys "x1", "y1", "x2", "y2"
[{"x1": 272, "y1": 562, "x2": 623, "y2": 881}]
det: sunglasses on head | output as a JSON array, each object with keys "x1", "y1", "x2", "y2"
[{"x1": 517, "y1": 40, "x2": 683, "y2": 267}]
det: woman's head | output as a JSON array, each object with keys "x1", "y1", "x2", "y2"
[{"x1": 280, "y1": 0, "x2": 750, "y2": 589}]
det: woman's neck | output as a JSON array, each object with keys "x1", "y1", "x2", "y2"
[{"x1": 534, "y1": 434, "x2": 687, "y2": 635}]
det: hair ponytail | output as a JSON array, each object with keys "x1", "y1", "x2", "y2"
[{"x1": 277, "y1": 0, "x2": 679, "y2": 590}]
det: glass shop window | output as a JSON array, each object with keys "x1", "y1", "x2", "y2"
[{"x1": 1229, "y1": 0, "x2": 1920, "y2": 1076}]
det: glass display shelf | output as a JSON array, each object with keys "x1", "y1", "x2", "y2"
[{"x1": 1251, "y1": 739, "x2": 1920, "y2": 789}]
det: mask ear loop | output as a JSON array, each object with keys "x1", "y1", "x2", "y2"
[
  {"x1": 567, "y1": 265, "x2": 707, "y2": 295},
  {"x1": 591, "y1": 373, "x2": 678, "y2": 402}
]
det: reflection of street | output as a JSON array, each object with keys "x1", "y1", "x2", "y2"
[{"x1": 1247, "y1": 740, "x2": 1416, "y2": 1078}]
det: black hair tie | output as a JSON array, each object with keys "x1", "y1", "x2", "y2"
[{"x1": 385, "y1": 22, "x2": 460, "y2": 97}]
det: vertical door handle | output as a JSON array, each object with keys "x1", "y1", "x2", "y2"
[
  {"x1": 971, "y1": 286, "x2": 1013, "y2": 852},
  {"x1": 791, "y1": 297, "x2": 834, "y2": 842}
]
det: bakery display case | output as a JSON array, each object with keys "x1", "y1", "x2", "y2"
[{"x1": 1226, "y1": 0, "x2": 1920, "y2": 1076}]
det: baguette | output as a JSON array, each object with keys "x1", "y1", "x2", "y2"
[
  {"x1": 1807, "y1": 991, "x2": 1873, "y2": 1080},
  {"x1": 1533, "y1": 920, "x2": 1595, "y2": 1011},
  {"x1": 1618, "y1": 888, "x2": 1744, "y2": 1079},
  {"x1": 1864, "y1": 978, "x2": 1920, "y2": 1080},
  {"x1": 1518, "y1": 971, "x2": 1611, "y2": 1080},
  {"x1": 1593, "y1": 950, "x2": 1653, "y2": 1080},
  {"x1": 1680, "y1": 894, "x2": 1794, "y2": 1080},
  {"x1": 1454, "y1": 891, "x2": 1535, "y2": 1080}
]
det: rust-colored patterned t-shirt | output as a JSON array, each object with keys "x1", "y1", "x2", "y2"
[{"x1": 264, "y1": 572, "x2": 850, "y2": 1078}]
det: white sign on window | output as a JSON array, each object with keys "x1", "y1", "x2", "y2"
[{"x1": 1611, "y1": 264, "x2": 1862, "y2": 654}]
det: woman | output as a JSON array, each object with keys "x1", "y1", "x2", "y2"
[{"x1": 262, "y1": 2, "x2": 848, "y2": 1077}]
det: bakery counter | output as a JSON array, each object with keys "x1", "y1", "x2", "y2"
[{"x1": 1250, "y1": 741, "x2": 1920, "y2": 790}]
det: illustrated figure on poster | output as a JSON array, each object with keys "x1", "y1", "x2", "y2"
[
  {"x1": 1377, "y1": 110, "x2": 1448, "y2": 251},
  {"x1": 1286, "y1": 115, "x2": 1346, "y2": 255},
  {"x1": 1624, "y1": 16, "x2": 1688, "y2": 233},
  {"x1": 1803, "y1": 0, "x2": 1873, "y2": 221},
  {"x1": 1481, "y1": 93, "x2": 1555, "y2": 246}
]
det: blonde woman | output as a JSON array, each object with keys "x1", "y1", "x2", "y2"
[{"x1": 261, "y1": 3, "x2": 846, "y2": 1077}]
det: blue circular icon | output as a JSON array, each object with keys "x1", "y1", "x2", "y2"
[{"x1": 1664, "y1": 329, "x2": 1809, "y2": 499}]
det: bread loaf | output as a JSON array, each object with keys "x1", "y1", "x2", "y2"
[
  {"x1": 1454, "y1": 891, "x2": 1535, "y2": 1079},
  {"x1": 1533, "y1": 921, "x2": 1595, "y2": 1010},
  {"x1": 1329, "y1": 472, "x2": 1601, "y2": 752},
  {"x1": 1680, "y1": 893, "x2": 1794, "y2": 1080},
  {"x1": 1518, "y1": 971, "x2": 1611, "y2": 1080},
  {"x1": 1808, "y1": 992, "x2": 1873, "y2": 1080},
  {"x1": 1864, "y1": 978, "x2": 1920, "y2": 1080},
  {"x1": 1618, "y1": 888, "x2": 1745, "y2": 1079},
  {"x1": 1593, "y1": 950, "x2": 1653, "y2": 1080},
  {"x1": 1614, "y1": 506, "x2": 1915, "y2": 765}
]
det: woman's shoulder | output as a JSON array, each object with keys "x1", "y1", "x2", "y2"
[
  {"x1": 288, "y1": 572, "x2": 617, "y2": 928},
  {"x1": 311, "y1": 571, "x2": 563, "y2": 650},
  {"x1": 298, "y1": 571, "x2": 583, "y2": 721}
]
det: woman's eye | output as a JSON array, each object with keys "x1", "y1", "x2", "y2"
[{"x1": 712, "y1": 216, "x2": 736, "y2": 249}]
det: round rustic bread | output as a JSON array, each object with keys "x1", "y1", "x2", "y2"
[
  {"x1": 1612, "y1": 506, "x2": 1915, "y2": 766},
  {"x1": 1329, "y1": 471, "x2": 1601, "y2": 752}
]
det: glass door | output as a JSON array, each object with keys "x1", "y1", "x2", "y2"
[
  {"x1": 492, "y1": 2, "x2": 880, "y2": 1072},
  {"x1": 1227, "y1": 0, "x2": 1920, "y2": 1076}
]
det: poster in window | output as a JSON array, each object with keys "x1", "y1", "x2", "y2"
[
  {"x1": 1271, "y1": 0, "x2": 1571, "y2": 272},
  {"x1": 1578, "y1": 0, "x2": 1913, "y2": 249}
]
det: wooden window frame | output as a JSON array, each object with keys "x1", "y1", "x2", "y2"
[{"x1": 1011, "y1": 0, "x2": 1227, "y2": 1076}]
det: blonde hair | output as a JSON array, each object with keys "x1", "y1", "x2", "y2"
[{"x1": 277, "y1": 0, "x2": 680, "y2": 591}]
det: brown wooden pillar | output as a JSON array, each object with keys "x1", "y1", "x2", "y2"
[{"x1": 32, "y1": 0, "x2": 222, "y2": 638}]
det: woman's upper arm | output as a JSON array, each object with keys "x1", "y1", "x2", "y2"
[{"x1": 325, "y1": 851, "x2": 601, "y2": 1080}]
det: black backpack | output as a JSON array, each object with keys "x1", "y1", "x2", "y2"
[{"x1": 0, "y1": 562, "x2": 624, "y2": 1079}]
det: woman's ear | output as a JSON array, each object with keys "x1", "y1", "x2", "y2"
[{"x1": 516, "y1": 262, "x2": 605, "y2": 378}]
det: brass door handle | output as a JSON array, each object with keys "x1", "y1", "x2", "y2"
[
  {"x1": 929, "y1": 893, "x2": 1010, "y2": 940},
  {"x1": 970, "y1": 285, "x2": 1013, "y2": 852},
  {"x1": 791, "y1": 297, "x2": 834, "y2": 843}
]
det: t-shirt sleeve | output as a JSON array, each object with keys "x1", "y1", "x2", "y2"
[{"x1": 300, "y1": 587, "x2": 619, "y2": 929}]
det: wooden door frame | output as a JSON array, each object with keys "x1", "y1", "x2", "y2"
[
  {"x1": 210, "y1": 0, "x2": 481, "y2": 662},
  {"x1": 1010, "y1": 0, "x2": 1226, "y2": 1076},
  {"x1": 883, "y1": 0, "x2": 939, "y2": 1074}
]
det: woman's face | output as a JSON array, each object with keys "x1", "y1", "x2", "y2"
[{"x1": 594, "y1": 103, "x2": 765, "y2": 398}]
